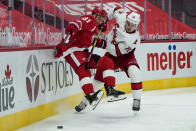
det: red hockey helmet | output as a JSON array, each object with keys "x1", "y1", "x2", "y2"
[{"x1": 92, "y1": 6, "x2": 108, "y2": 19}]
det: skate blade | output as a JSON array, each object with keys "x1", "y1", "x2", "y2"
[
  {"x1": 134, "y1": 111, "x2": 138, "y2": 116},
  {"x1": 133, "y1": 110, "x2": 140, "y2": 116},
  {"x1": 107, "y1": 95, "x2": 127, "y2": 102},
  {"x1": 91, "y1": 90, "x2": 104, "y2": 110}
]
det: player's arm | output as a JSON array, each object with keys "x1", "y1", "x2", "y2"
[
  {"x1": 55, "y1": 17, "x2": 90, "y2": 58},
  {"x1": 107, "y1": 6, "x2": 121, "y2": 20},
  {"x1": 54, "y1": 22, "x2": 79, "y2": 58},
  {"x1": 107, "y1": 6, "x2": 126, "y2": 20},
  {"x1": 63, "y1": 16, "x2": 89, "y2": 43},
  {"x1": 107, "y1": 6, "x2": 126, "y2": 31}
]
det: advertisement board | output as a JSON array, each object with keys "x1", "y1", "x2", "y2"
[{"x1": 0, "y1": 49, "x2": 82, "y2": 117}]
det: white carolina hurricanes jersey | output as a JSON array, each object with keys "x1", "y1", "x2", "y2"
[{"x1": 106, "y1": 9, "x2": 141, "y2": 57}]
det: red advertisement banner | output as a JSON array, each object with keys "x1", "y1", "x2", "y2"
[
  {"x1": 0, "y1": 3, "x2": 62, "y2": 46},
  {"x1": 29, "y1": 0, "x2": 196, "y2": 40}
]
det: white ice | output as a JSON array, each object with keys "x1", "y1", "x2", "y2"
[{"x1": 16, "y1": 87, "x2": 196, "y2": 131}]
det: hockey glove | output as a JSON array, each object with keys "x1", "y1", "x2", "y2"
[
  {"x1": 65, "y1": 24, "x2": 78, "y2": 36},
  {"x1": 55, "y1": 42, "x2": 63, "y2": 58},
  {"x1": 98, "y1": 20, "x2": 108, "y2": 32},
  {"x1": 96, "y1": 38, "x2": 107, "y2": 49},
  {"x1": 93, "y1": 54, "x2": 101, "y2": 64},
  {"x1": 86, "y1": 54, "x2": 101, "y2": 69}
]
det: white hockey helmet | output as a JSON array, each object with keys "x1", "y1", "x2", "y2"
[{"x1": 127, "y1": 12, "x2": 141, "y2": 28}]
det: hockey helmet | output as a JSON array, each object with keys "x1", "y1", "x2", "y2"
[
  {"x1": 92, "y1": 6, "x2": 108, "y2": 19},
  {"x1": 127, "y1": 12, "x2": 141, "y2": 28}
]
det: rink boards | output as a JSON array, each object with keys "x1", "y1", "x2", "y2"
[{"x1": 0, "y1": 41, "x2": 196, "y2": 131}]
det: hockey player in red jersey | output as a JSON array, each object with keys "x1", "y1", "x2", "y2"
[
  {"x1": 75, "y1": 7, "x2": 143, "y2": 112},
  {"x1": 55, "y1": 6, "x2": 109, "y2": 110}
]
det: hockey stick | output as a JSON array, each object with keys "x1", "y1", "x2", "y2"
[{"x1": 87, "y1": 28, "x2": 102, "y2": 68}]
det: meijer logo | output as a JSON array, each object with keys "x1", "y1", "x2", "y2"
[{"x1": 147, "y1": 44, "x2": 193, "y2": 75}]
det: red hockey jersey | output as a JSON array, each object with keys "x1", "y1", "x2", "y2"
[{"x1": 62, "y1": 15, "x2": 98, "y2": 57}]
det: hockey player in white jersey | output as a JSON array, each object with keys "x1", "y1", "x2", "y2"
[{"x1": 75, "y1": 6, "x2": 143, "y2": 112}]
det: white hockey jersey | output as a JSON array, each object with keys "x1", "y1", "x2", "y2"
[{"x1": 106, "y1": 8, "x2": 141, "y2": 57}]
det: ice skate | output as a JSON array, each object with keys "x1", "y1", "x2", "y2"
[
  {"x1": 104, "y1": 84, "x2": 127, "y2": 102},
  {"x1": 75, "y1": 99, "x2": 88, "y2": 112},
  {"x1": 85, "y1": 90, "x2": 104, "y2": 110},
  {"x1": 132, "y1": 99, "x2": 141, "y2": 111}
]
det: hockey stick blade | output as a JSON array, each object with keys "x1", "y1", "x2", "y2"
[
  {"x1": 92, "y1": 90, "x2": 104, "y2": 110},
  {"x1": 107, "y1": 95, "x2": 127, "y2": 102}
]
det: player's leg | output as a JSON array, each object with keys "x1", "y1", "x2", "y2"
[
  {"x1": 75, "y1": 53, "x2": 103, "y2": 112},
  {"x1": 65, "y1": 51, "x2": 103, "y2": 110},
  {"x1": 127, "y1": 65, "x2": 142, "y2": 111},
  {"x1": 75, "y1": 95, "x2": 88, "y2": 112},
  {"x1": 121, "y1": 53, "x2": 142, "y2": 111},
  {"x1": 75, "y1": 79, "x2": 104, "y2": 112},
  {"x1": 77, "y1": 64, "x2": 104, "y2": 110},
  {"x1": 97, "y1": 56, "x2": 126, "y2": 102}
]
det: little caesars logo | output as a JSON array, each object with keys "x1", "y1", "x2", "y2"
[
  {"x1": 26, "y1": 55, "x2": 40, "y2": 103},
  {"x1": 0, "y1": 65, "x2": 15, "y2": 112}
]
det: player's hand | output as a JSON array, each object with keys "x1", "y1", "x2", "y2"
[
  {"x1": 65, "y1": 24, "x2": 78, "y2": 35},
  {"x1": 98, "y1": 23, "x2": 107, "y2": 32},
  {"x1": 96, "y1": 38, "x2": 107, "y2": 49},
  {"x1": 55, "y1": 42, "x2": 63, "y2": 58},
  {"x1": 93, "y1": 54, "x2": 101, "y2": 64},
  {"x1": 86, "y1": 54, "x2": 101, "y2": 69},
  {"x1": 98, "y1": 19, "x2": 108, "y2": 32}
]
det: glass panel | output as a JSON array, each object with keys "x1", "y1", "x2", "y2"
[
  {"x1": 120, "y1": 0, "x2": 144, "y2": 40},
  {"x1": 31, "y1": 0, "x2": 60, "y2": 46},
  {"x1": 31, "y1": 0, "x2": 62, "y2": 46},
  {"x1": 146, "y1": 0, "x2": 170, "y2": 40},
  {"x1": 171, "y1": 0, "x2": 196, "y2": 40},
  {"x1": 0, "y1": 0, "x2": 33, "y2": 47},
  {"x1": 0, "y1": 0, "x2": 9, "y2": 47},
  {"x1": 63, "y1": 0, "x2": 85, "y2": 22},
  {"x1": 1, "y1": 0, "x2": 195, "y2": 49}
]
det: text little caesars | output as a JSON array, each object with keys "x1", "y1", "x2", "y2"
[{"x1": 147, "y1": 45, "x2": 193, "y2": 75}]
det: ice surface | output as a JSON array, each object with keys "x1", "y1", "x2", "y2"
[{"x1": 16, "y1": 87, "x2": 196, "y2": 131}]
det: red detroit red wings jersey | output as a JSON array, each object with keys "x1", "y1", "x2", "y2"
[{"x1": 62, "y1": 15, "x2": 98, "y2": 57}]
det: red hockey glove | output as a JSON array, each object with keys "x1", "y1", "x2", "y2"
[
  {"x1": 96, "y1": 38, "x2": 107, "y2": 49},
  {"x1": 55, "y1": 40, "x2": 63, "y2": 58},
  {"x1": 98, "y1": 17, "x2": 108, "y2": 32},
  {"x1": 98, "y1": 22, "x2": 107, "y2": 32},
  {"x1": 65, "y1": 24, "x2": 78, "y2": 35},
  {"x1": 86, "y1": 54, "x2": 101, "y2": 69}
]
